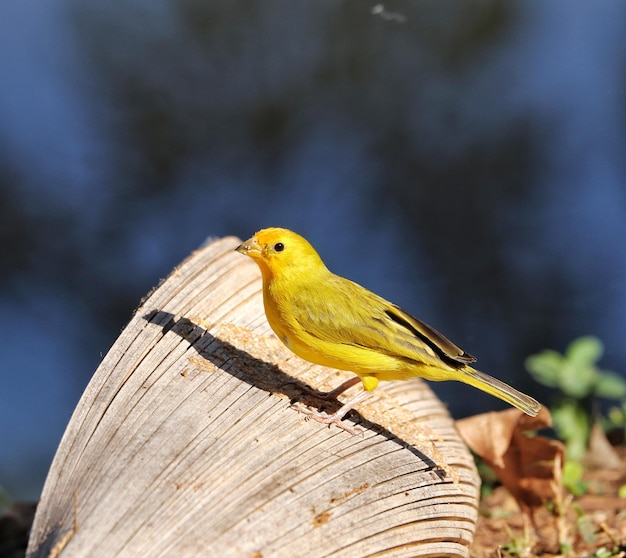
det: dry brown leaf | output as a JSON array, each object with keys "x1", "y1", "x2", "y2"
[
  {"x1": 586, "y1": 421, "x2": 625, "y2": 470},
  {"x1": 457, "y1": 407, "x2": 565, "y2": 516}
]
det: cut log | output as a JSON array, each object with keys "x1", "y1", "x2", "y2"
[{"x1": 27, "y1": 236, "x2": 479, "y2": 557}]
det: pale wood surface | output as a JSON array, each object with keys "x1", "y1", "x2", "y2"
[{"x1": 27, "y1": 236, "x2": 479, "y2": 558}]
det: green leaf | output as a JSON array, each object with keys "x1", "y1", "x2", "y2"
[
  {"x1": 559, "y1": 541, "x2": 573, "y2": 556},
  {"x1": 563, "y1": 460, "x2": 587, "y2": 496},
  {"x1": 525, "y1": 351, "x2": 564, "y2": 387},
  {"x1": 565, "y1": 336, "x2": 603, "y2": 369},
  {"x1": 607, "y1": 404, "x2": 626, "y2": 427},
  {"x1": 559, "y1": 360, "x2": 597, "y2": 398},
  {"x1": 576, "y1": 513, "x2": 597, "y2": 543},
  {"x1": 594, "y1": 371, "x2": 626, "y2": 399},
  {"x1": 552, "y1": 403, "x2": 589, "y2": 461}
]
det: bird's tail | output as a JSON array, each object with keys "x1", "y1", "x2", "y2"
[{"x1": 459, "y1": 367, "x2": 541, "y2": 417}]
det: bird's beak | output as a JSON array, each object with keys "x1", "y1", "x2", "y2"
[{"x1": 235, "y1": 235, "x2": 262, "y2": 258}]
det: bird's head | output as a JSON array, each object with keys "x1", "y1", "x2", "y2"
[{"x1": 236, "y1": 228, "x2": 326, "y2": 280}]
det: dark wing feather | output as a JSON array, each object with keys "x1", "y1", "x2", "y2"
[{"x1": 384, "y1": 305, "x2": 476, "y2": 366}]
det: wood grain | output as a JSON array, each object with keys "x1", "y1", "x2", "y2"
[{"x1": 27, "y1": 236, "x2": 479, "y2": 557}]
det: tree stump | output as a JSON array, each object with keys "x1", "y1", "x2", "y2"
[{"x1": 27, "y1": 236, "x2": 480, "y2": 557}]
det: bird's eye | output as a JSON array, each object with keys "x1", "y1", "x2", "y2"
[{"x1": 274, "y1": 242, "x2": 284, "y2": 252}]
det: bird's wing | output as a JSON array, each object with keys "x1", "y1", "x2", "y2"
[
  {"x1": 290, "y1": 276, "x2": 475, "y2": 368},
  {"x1": 382, "y1": 303, "x2": 476, "y2": 366}
]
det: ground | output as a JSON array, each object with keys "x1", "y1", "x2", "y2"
[{"x1": 470, "y1": 448, "x2": 626, "y2": 558}]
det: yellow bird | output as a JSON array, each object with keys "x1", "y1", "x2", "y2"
[{"x1": 236, "y1": 227, "x2": 540, "y2": 430}]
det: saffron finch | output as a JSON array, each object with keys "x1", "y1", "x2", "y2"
[{"x1": 236, "y1": 228, "x2": 541, "y2": 430}]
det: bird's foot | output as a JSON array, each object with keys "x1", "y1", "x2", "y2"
[
  {"x1": 290, "y1": 402, "x2": 363, "y2": 436},
  {"x1": 290, "y1": 389, "x2": 370, "y2": 436}
]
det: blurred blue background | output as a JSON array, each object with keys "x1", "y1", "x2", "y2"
[{"x1": 1, "y1": 0, "x2": 625, "y2": 501}]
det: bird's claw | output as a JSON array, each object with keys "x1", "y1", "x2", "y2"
[{"x1": 290, "y1": 402, "x2": 362, "y2": 436}]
